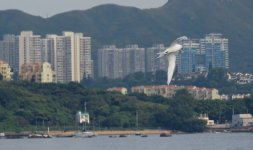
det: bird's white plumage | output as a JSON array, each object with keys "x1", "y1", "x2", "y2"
[
  {"x1": 167, "y1": 53, "x2": 176, "y2": 85},
  {"x1": 157, "y1": 36, "x2": 187, "y2": 85}
]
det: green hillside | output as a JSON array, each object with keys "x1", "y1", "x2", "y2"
[
  {"x1": 0, "y1": 81, "x2": 252, "y2": 132},
  {"x1": 0, "y1": 81, "x2": 200, "y2": 132},
  {"x1": 0, "y1": 0, "x2": 253, "y2": 72}
]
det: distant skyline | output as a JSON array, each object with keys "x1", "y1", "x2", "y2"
[{"x1": 0, "y1": 0, "x2": 167, "y2": 17}]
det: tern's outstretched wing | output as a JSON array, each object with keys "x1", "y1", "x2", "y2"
[
  {"x1": 170, "y1": 36, "x2": 188, "y2": 46},
  {"x1": 167, "y1": 53, "x2": 176, "y2": 85}
]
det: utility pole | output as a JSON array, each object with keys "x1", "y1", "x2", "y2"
[{"x1": 136, "y1": 111, "x2": 139, "y2": 130}]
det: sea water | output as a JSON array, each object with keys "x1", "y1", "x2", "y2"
[{"x1": 0, "y1": 133, "x2": 252, "y2": 150}]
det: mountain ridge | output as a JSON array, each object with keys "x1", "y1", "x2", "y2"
[{"x1": 0, "y1": 0, "x2": 252, "y2": 72}]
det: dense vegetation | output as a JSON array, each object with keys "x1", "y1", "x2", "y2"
[
  {"x1": 0, "y1": 81, "x2": 252, "y2": 133},
  {"x1": 0, "y1": 0, "x2": 253, "y2": 72}
]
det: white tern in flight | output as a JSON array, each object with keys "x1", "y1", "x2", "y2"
[{"x1": 157, "y1": 36, "x2": 188, "y2": 85}]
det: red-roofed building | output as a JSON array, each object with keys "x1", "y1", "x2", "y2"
[
  {"x1": 107, "y1": 87, "x2": 128, "y2": 95},
  {"x1": 131, "y1": 85, "x2": 221, "y2": 100}
]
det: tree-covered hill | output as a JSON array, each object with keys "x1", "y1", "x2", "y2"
[
  {"x1": 0, "y1": 81, "x2": 173, "y2": 131},
  {"x1": 0, "y1": 81, "x2": 252, "y2": 132},
  {"x1": 0, "y1": 0, "x2": 253, "y2": 72}
]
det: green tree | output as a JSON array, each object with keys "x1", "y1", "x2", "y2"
[{"x1": 155, "y1": 89, "x2": 206, "y2": 132}]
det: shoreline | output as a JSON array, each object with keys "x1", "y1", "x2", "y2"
[
  {"x1": 48, "y1": 129, "x2": 172, "y2": 137},
  {"x1": 3, "y1": 127, "x2": 253, "y2": 138},
  {"x1": 95, "y1": 129, "x2": 172, "y2": 135}
]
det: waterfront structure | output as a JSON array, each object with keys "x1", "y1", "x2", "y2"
[
  {"x1": 0, "y1": 60, "x2": 13, "y2": 81},
  {"x1": 145, "y1": 44, "x2": 167, "y2": 72},
  {"x1": 107, "y1": 87, "x2": 128, "y2": 95},
  {"x1": 98, "y1": 45, "x2": 123, "y2": 79},
  {"x1": 200, "y1": 33, "x2": 229, "y2": 70},
  {"x1": 198, "y1": 114, "x2": 214, "y2": 126},
  {"x1": 232, "y1": 114, "x2": 253, "y2": 128},
  {"x1": 131, "y1": 85, "x2": 221, "y2": 100},
  {"x1": 19, "y1": 62, "x2": 56, "y2": 83},
  {"x1": 76, "y1": 111, "x2": 90, "y2": 124}
]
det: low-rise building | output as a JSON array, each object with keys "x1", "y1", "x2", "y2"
[
  {"x1": 0, "y1": 60, "x2": 13, "y2": 81},
  {"x1": 107, "y1": 87, "x2": 128, "y2": 95},
  {"x1": 186, "y1": 86, "x2": 220, "y2": 100},
  {"x1": 19, "y1": 62, "x2": 56, "y2": 83},
  {"x1": 232, "y1": 114, "x2": 253, "y2": 128},
  {"x1": 40, "y1": 62, "x2": 56, "y2": 83},
  {"x1": 231, "y1": 94, "x2": 251, "y2": 100},
  {"x1": 131, "y1": 85, "x2": 221, "y2": 100},
  {"x1": 220, "y1": 94, "x2": 251, "y2": 100},
  {"x1": 198, "y1": 114, "x2": 214, "y2": 126},
  {"x1": 227, "y1": 72, "x2": 253, "y2": 84}
]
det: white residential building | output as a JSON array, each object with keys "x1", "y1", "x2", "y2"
[
  {"x1": 176, "y1": 39, "x2": 201, "y2": 74},
  {"x1": 98, "y1": 45, "x2": 123, "y2": 79},
  {"x1": 123, "y1": 44, "x2": 145, "y2": 76},
  {"x1": 145, "y1": 44, "x2": 167, "y2": 73},
  {"x1": 80, "y1": 37, "x2": 93, "y2": 79},
  {"x1": 0, "y1": 34, "x2": 19, "y2": 72},
  {"x1": 45, "y1": 32, "x2": 93, "y2": 83},
  {"x1": 0, "y1": 31, "x2": 93, "y2": 83},
  {"x1": 200, "y1": 33, "x2": 229, "y2": 70},
  {"x1": 18, "y1": 31, "x2": 42, "y2": 72}
]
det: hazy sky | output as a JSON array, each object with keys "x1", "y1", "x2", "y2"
[{"x1": 0, "y1": 0, "x2": 167, "y2": 17}]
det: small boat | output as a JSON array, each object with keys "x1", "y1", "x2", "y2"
[
  {"x1": 0, "y1": 133, "x2": 5, "y2": 139},
  {"x1": 135, "y1": 132, "x2": 141, "y2": 136},
  {"x1": 55, "y1": 134, "x2": 75, "y2": 138},
  {"x1": 119, "y1": 134, "x2": 127, "y2": 138},
  {"x1": 28, "y1": 133, "x2": 52, "y2": 138},
  {"x1": 75, "y1": 102, "x2": 96, "y2": 138},
  {"x1": 75, "y1": 131, "x2": 96, "y2": 138},
  {"x1": 140, "y1": 134, "x2": 148, "y2": 137},
  {"x1": 108, "y1": 135, "x2": 117, "y2": 138},
  {"x1": 160, "y1": 132, "x2": 172, "y2": 137}
]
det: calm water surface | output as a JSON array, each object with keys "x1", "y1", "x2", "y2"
[{"x1": 0, "y1": 133, "x2": 252, "y2": 150}]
